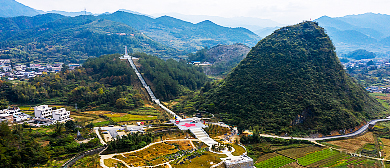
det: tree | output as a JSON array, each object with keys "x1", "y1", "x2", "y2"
[
  {"x1": 54, "y1": 122, "x2": 64, "y2": 137},
  {"x1": 65, "y1": 120, "x2": 76, "y2": 133},
  {"x1": 0, "y1": 99, "x2": 9, "y2": 109}
]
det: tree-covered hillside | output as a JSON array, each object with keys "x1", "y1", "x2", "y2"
[
  {"x1": 0, "y1": 54, "x2": 144, "y2": 111},
  {"x1": 187, "y1": 43, "x2": 250, "y2": 76},
  {"x1": 0, "y1": 14, "x2": 181, "y2": 63},
  {"x1": 134, "y1": 53, "x2": 208, "y2": 100},
  {"x1": 99, "y1": 11, "x2": 260, "y2": 52},
  {"x1": 199, "y1": 21, "x2": 386, "y2": 134}
]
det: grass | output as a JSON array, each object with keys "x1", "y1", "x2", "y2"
[
  {"x1": 254, "y1": 155, "x2": 295, "y2": 168},
  {"x1": 255, "y1": 153, "x2": 279, "y2": 163},
  {"x1": 231, "y1": 144, "x2": 246, "y2": 156},
  {"x1": 109, "y1": 114, "x2": 158, "y2": 122},
  {"x1": 93, "y1": 121, "x2": 110, "y2": 127},
  {"x1": 278, "y1": 146, "x2": 323, "y2": 159},
  {"x1": 166, "y1": 140, "x2": 194, "y2": 150},
  {"x1": 104, "y1": 158, "x2": 125, "y2": 167},
  {"x1": 325, "y1": 132, "x2": 375, "y2": 153},
  {"x1": 172, "y1": 151, "x2": 227, "y2": 168},
  {"x1": 296, "y1": 148, "x2": 339, "y2": 166},
  {"x1": 115, "y1": 143, "x2": 179, "y2": 167},
  {"x1": 73, "y1": 154, "x2": 101, "y2": 168}
]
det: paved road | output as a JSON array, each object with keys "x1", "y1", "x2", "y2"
[{"x1": 261, "y1": 118, "x2": 390, "y2": 141}]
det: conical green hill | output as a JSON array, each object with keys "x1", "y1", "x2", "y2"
[{"x1": 205, "y1": 21, "x2": 386, "y2": 134}]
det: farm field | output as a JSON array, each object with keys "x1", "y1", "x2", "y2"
[
  {"x1": 252, "y1": 146, "x2": 381, "y2": 167},
  {"x1": 297, "y1": 148, "x2": 340, "y2": 166},
  {"x1": 381, "y1": 138, "x2": 390, "y2": 159},
  {"x1": 107, "y1": 114, "x2": 158, "y2": 122},
  {"x1": 324, "y1": 132, "x2": 375, "y2": 152},
  {"x1": 254, "y1": 155, "x2": 295, "y2": 168},
  {"x1": 278, "y1": 146, "x2": 323, "y2": 158}
]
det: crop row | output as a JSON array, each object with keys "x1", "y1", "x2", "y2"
[
  {"x1": 255, "y1": 155, "x2": 295, "y2": 168},
  {"x1": 297, "y1": 148, "x2": 339, "y2": 166}
]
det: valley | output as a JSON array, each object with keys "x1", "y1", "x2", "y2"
[{"x1": 3, "y1": 1, "x2": 390, "y2": 167}]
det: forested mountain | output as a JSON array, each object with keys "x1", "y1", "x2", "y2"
[
  {"x1": 99, "y1": 11, "x2": 261, "y2": 52},
  {"x1": 134, "y1": 53, "x2": 208, "y2": 100},
  {"x1": 0, "y1": 0, "x2": 40, "y2": 17},
  {"x1": 0, "y1": 14, "x2": 181, "y2": 63},
  {"x1": 0, "y1": 54, "x2": 144, "y2": 110},
  {"x1": 315, "y1": 13, "x2": 390, "y2": 54},
  {"x1": 187, "y1": 44, "x2": 251, "y2": 76},
  {"x1": 343, "y1": 49, "x2": 376, "y2": 60},
  {"x1": 197, "y1": 21, "x2": 386, "y2": 134}
]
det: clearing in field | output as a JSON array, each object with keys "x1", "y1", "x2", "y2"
[{"x1": 324, "y1": 132, "x2": 375, "y2": 152}]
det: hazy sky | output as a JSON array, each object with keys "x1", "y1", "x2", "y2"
[{"x1": 16, "y1": 0, "x2": 390, "y2": 24}]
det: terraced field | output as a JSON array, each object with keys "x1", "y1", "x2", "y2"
[
  {"x1": 254, "y1": 155, "x2": 295, "y2": 168},
  {"x1": 254, "y1": 147, "x2": 380, "y2": 167}
]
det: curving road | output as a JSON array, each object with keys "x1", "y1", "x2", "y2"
[{"x1": 261, "y1": 118, "x2": 390, "y2": 141}]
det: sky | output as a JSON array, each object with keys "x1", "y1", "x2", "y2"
[{"x1": 16, "y1": 0, "x2": 390, "y2": 24}]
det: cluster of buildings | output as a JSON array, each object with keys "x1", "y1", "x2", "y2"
[
  {"x1": 0, "y1": 107, "x2": 31, "y2": 123},
  {"x1": 0, "y1": 59, "x2": 81, "y2": 80},
  {"x1": 188, "y1": 61, "x2": 212, "y2": 66},
  {"x1": 0, "y1": 105, "x2": 71, "y2": 127},
  {"x1": 341, "y1": 58, "x2": 389, "y2": 69}
]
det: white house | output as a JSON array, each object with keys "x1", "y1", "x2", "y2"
[
  {"x1": 52, "y1": 108, "x2": 71, "y2": 122},
  {"x1": 34, "y1": 105, "x2": 53, "y2": 118}
]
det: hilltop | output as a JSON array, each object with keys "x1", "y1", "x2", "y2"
[{"x1": 200, "y1": 21, "x2": 386, "y2": 134}]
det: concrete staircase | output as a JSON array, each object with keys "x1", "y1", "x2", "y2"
[{"x1": 190, "y1": 128, "x2": 218, "y2": 146}]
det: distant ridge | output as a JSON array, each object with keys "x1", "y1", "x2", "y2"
[
  {"x1": 99, "y1": 11, "x2": 261, "y2": 52},
  {"x1": 315, "y1": 13, "x2": 390, "y2": 54},
  {"x1": 46, "y1": 10, "x2": 93, "y2": 17},
  {"x1": 0, "y1": 0, "x2": 40, "y2": 17}
]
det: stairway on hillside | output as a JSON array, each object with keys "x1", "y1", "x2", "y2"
[{"x1": 190, "y1": 128, "x2": 218, "y2": 146}]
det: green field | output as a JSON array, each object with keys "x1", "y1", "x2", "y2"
[
  {"x1": 254, "y1": 155, "x2": 295, "y2": 168},
  {"x1": 109, "y1": 114, "x2": 157, "y2": 122},
  {"x1": 296, "y1": 148, "x2": 339, "y2": 166}
]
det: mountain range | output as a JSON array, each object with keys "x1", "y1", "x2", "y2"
[
  {"x1": 314, "y1": 13, "x2": 390, "y2": 54},
  {"x1": 0, "y1": 11, "x2": 261, "y2": 62},
  {"x1": 0, "y1": 0, "x2": 41, "y2": 17}
]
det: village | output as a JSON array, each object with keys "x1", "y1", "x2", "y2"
[
  {"x1": 0, "y1": 105, "x2": 71, "y2": 126},
  {"x1": 0, "y1": 59, "x2": 81, "y2": 80}
]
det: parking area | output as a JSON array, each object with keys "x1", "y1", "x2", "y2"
[{"x1": 94, "y1": 125, "x2": 145, "y2": 140}]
